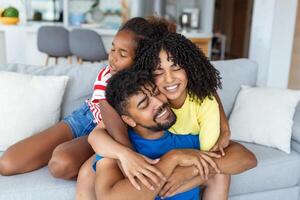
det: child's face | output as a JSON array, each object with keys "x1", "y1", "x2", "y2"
[
  {"x1": 108, "y1": 30, "x2": 136, "y2": 75},
  {"x1": 153, "y1": 50, "x2": 188, "y2": 107}
]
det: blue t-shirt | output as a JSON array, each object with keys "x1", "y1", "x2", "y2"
[{"x1": 95, "y1": 129, "x2": 201, "y2": 200}]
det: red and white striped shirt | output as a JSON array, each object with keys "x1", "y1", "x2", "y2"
[{"x1": 86, "y1": 66, "x2": 112, "y2": 124}]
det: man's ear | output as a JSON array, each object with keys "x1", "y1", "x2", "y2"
[{"x1": 121, "y1": 115, "x2": 137, "y2": 127}]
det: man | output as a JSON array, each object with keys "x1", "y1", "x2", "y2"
[{"x1": 93, "y1": 68, "x2": 257, "y2": 200}]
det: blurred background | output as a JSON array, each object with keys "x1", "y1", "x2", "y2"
[{"x1": 0, "y1": 0, "x2": 299, "y2": 89}]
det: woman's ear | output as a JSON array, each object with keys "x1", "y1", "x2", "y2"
[{"x1": 121, "y1": 115, "x2": 137, "y2": 127}]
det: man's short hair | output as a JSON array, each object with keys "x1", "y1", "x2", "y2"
[{"x1": 106, "y1": 68, "x2": 156, "y2": 115}]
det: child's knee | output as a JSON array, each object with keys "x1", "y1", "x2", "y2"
[
  {"x1": 48, "y1": 151, "x2": 78, "y2": 179},
  {"x1": 0, "y1": 156, "x2": 15, "y2": 176}
]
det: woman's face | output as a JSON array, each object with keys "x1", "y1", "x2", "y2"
[
  {"x1": 154, "y1": 50, "x2": 188, "y2": 108},
  {"x1": 108, "y1": 30, "x2": 137, "y2": 75}
]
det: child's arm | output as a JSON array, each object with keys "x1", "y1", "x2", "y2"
[
  {"x1": 88, "y1": 121, "x2": 166, "y2": 191},
  {"x1": 98, "y1": 100, "x2": 131, "y2": 147},
  {"x1": 211, "y1": 92, "x2": 231, "y2": 155}
]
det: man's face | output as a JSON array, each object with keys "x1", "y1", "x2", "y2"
[{"x1": 123, "y1": 85, "x2": 176, "y2": 131}]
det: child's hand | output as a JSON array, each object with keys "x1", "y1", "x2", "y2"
[
  {"x1": 118, "y1": 149, "x2": 166, "y2": 191},
  {"x1": 212, "y1": 130, "x2": 231, "y2": 156},
  {"x1": 159, "y1": 166, "x2": 198, "y2": 198}
]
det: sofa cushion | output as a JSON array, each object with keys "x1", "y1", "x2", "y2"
[
  {"x1": 292, "y1": 140, "x2": 300, "y2": 154},
  {"x1": 0, "y1": 71, "x2": 69, "y2": 151},
  {"x1": 292, "y1": 102, "x2": 300, "y2": 143},
  {"x1": 230, "y1": 186, "x2": 300, "y2": 200},
  {"x1": 0, "y1": 152, "x2": 75, "y2": 200},
  {"x1": 0, "y1": 63, "x2": 105, "y2": 119},
  {"x1": 229, "y1": 142, "x2": 300, "y2": 196},
  {"x1": 212, "y1": 59, "x2": 258, "y2": 117},
  {"x1": 229, "y1": 86, "x2": 300, "y2": 154}
]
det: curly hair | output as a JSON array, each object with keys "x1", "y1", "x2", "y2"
[
  {"x1": 135, "y1": 32, "x2": 222, "y2": 101},
  {"x1": 106, "y1": 68, "x2": 156, "y2": 115}
]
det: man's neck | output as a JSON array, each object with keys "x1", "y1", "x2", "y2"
[{"x1": 132, "y1": 126, "x2": 164, "y2": 140}]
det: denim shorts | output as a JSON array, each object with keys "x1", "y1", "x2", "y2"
[{"x1": 63, "y1": 102, "x2": 97, "y2": 138}]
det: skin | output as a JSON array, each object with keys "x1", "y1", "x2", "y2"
[{"x1": 93, "y1": 85, "x2": 257, "y2": 200}]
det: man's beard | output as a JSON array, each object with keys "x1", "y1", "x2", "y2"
[{"x1": 138, "y1": 103, "x2": 177, "y2": 131}]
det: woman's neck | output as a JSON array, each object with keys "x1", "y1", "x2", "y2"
[{"x1": 169, "y1": 90, "x2": 188, "y2": 109}]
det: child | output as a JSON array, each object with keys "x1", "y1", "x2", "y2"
[{"x1": 135, "y1": 32, "x2": 231, "y2": 199}]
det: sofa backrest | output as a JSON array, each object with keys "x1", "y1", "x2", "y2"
[
  {"x1": 212, "y1": 59, "x2": 258, "y2": 117},
  {"x1": 2, "y1": 60, "x2": 300, "y2": 145},
  {"x1": 0, "y1": 59, "x2": 259, "y2": 119},
  {"x1": 0, "y1": 63, "x2": 104, "y2": 119}
]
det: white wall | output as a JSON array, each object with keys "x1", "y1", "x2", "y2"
[
  {"x1": 249, "y1": 0, "x2": 298, "y2": 88},
  {"x1": 0, "y1": 32, "x2": 6, "y2": 65},
  {"x1": 199, "y1": 0, "x2": 215, "y2": 33}
]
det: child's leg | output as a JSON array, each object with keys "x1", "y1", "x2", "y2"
[
  {"x1": 202, "y1": 174, "x2": 231, "y2": 200},
  {"x1": 0, "y1": 121, "x2": 73, "y2": 176},
  {"x1": 48, "y1": 135, "x2": 94, "y2": 179},
  {"x1": 76, "y1": 155, "x2": 96, "y2": 200}
]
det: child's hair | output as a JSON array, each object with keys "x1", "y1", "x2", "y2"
[
  {"x1": 118, "y1": 16, "x2": 176, "y2": 55},
  {"x1": 135, "y1": 32, "x2": 222, "y2": 102}
]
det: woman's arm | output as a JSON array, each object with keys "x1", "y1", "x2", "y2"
[
  {"x1": 212, "y1": 92, "x2": 231, "y2": 154},
  {"x1": 197, "y1": 96, "x2": 220, "y2": 151},
  {"x1": 161, "y1": 141, "x2": 257, "y2": 198}
]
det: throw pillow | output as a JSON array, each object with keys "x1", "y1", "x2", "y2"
[
  {"x1": 0, "y1": 71, "x2": 69, "y2": 151},
  {"x1": 229, "y1": 85, "x2": 300, "y2": 153}
]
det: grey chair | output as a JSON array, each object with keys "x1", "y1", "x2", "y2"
[
  {"x1": 69, "y1": 29, "x2": 108, "y2": 64},
  {"x1": 37, "y1": 26, "x2": 72, "y2": 65}
]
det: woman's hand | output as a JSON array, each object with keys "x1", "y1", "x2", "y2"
[
  {"x1": 211, "y1": 130, "x2": 231, "y2": 156},
  {"x1": 118, "y1": 149, "x2": 166, "y2": 191},
  {"x1": 173, "y1": 149, "x2": 221, "y2": 180},
  {"x1": 159, "y1": 166, "x2": 198, "y2": 198}
]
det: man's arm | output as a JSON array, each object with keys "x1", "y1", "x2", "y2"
[
  {"x1": 162, "y1": 141, "x2": 257, "y2": 197},
  {"x1": 95, "y1": 149, "x2": 205, "y2": 200}
]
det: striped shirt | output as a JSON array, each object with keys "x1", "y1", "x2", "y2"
[{"x1": 86, "y1": 66, "x2": 112, "y2": 123}]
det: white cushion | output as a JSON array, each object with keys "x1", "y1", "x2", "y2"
[
  {"x1": 0, "y1": 71, "x2": 69, "y2": 151},
  {"x1": 229, "y1": 85, "x2": 300, "y2": 153}
]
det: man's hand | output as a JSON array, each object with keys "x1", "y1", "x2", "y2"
[
  {"x1": 211, "y1": 130, "x2": 231, "y2": 156},
  {"x1": 118, "y1": 149, "x2": 166, "y2": 191},
  {"x1": 159, "y1": 166, "x2": 198, "y2": 198},
  {"x1": 174, "y1": 149, "x2": 221, "y2": 180}
]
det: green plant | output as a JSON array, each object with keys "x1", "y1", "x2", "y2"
[{"x1": 2, "y1": 6, "x2": 19, "y2": 18}]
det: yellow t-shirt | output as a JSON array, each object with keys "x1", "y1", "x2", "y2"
[{"x1": 169, "y1": 94, "x2": 220, "y2": 151}]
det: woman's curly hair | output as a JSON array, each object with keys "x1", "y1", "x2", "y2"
[{"x1": 135, "y1": 32, "x2": 222, "y2": 101}]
